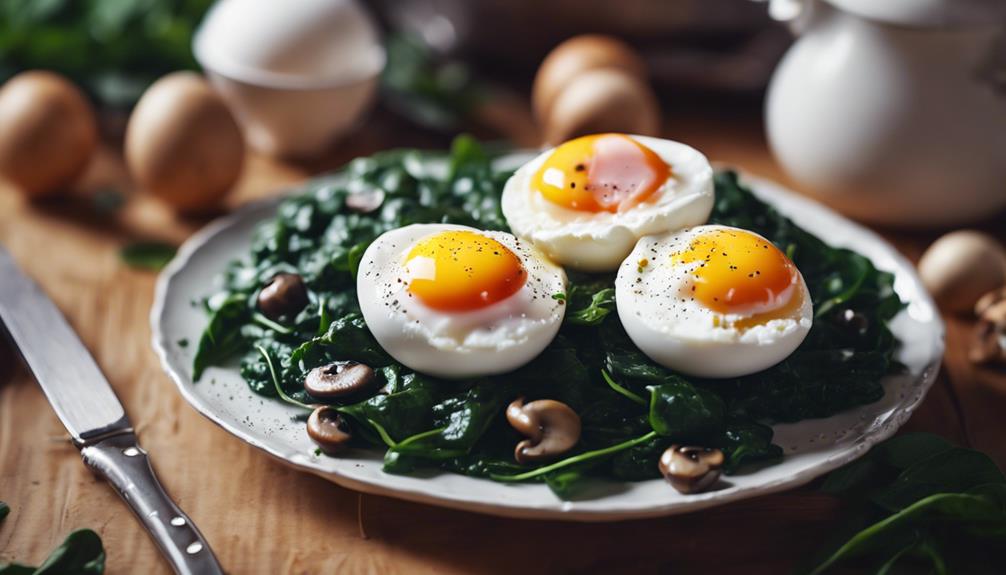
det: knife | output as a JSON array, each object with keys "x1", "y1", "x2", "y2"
[{"x1": 0, "y1": 246, "x2": 224, "y2": 575}]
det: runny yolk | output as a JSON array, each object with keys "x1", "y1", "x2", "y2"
[
  {"x1": 404, "y1": 231, "x2": 527, "y2": 312},
  {"x1": 672, "y1": 229, "x2": 800, "y2": 318},
  {"x1": 531, "y1": 133, "x2": 671, "y2": 213}
]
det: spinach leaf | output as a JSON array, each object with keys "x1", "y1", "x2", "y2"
[
  {"x1": 391, "y1": 381, "x2": 507, "y2": 460},
  {"x1": 715, "y1": 418, "x2": 783, "y2": 473},
  {"x1": 0, "y1": 500, "x2": 8, "y2": 522},
  {"x1": 119, "y1": 241, "x2": 176, "y2": 271},
  {"x1": 308, "y1": 313, "x2": 392, "y2": 368},
  {"x1": 648, "y1": 379, "x2": 725, "y2": 441},
  {"x1": 192, "y1": 293, "x2": 249, "y2": 381},
  {"x1": 802, "y1": 434, "x2": 1006, "y2": 575},
  {"x1": 339, "y1": 374, "x2": 444, "y2": 442},
  {"x1": 872, "y1": 448, "x2": 1005, "y2": 512},
  {"x1": 808, "y1": 486, "x2": 1006, "y2": 575},
  {"x1": 565, "y1": 281, "x2": 616, "y2": 326},
  {"x1": 0, "y1": 529, "x2": 105, "y2": 575}
]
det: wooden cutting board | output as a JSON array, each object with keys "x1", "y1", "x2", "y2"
[{"x1": 1, "y1": 106, "x2": 1002, "y2": 574}]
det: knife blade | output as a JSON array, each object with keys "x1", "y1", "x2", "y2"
[
  {"x1": 0, "y1": 246, "x2": 223, "y2": 575},
  {"x1": 0, "y1": 247, "x2": 129, "y2": 443}
]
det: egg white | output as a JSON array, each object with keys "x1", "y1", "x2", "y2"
[
  {"x1": 615, "y1": 225, "x2": 813, "y2": 378},
  {"x1": 356, "y1": 223, "x2": 567, "y2": 379},
  {"x1": 502, "y1": 135, "x2": 714, "y2": 272}
]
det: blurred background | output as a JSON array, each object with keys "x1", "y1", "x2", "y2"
[
  {"x1": 0, "y1": 0, "x2": 784, "y2": 117},
  {"x1": 1, "y1": 0, "x2": 1005, "y2": 310}
]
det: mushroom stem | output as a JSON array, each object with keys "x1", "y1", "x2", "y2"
[{"x1": 506, "y1": 398, "x2": 582, "y2": 463}]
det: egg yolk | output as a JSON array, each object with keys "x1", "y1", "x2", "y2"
[
  {"x1": 404, "y1": 231, "x2": 527, "y2": 312},
  {"x1": 531, "y1": 133, "x2": 671, "y2": 213},
  {"x1": 672, "y1": 229, "x2": 800, "y2": 318}
]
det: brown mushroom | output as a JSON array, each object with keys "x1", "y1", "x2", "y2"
[
  {"x1": 835, "y1": 308, "x2": 869, "y2": 335},
  {"x1": 917, "y1": 230, "x2": 1006, "y2": 313},
  {"x1": 304, "y1": 361, "x2": 375, "y2": 399},
  {"x1": 970, "y1": 288, "x2": 1006, "y2": 366},
  {"x1": 307, "y1": 406, "x2": 352, "y2": 455},
  {"x1": 345, "y1": 188, "x2": 385, "y2": 213},
  {"x1": 506, "y1": 397, "x2": 581, "y2": 463},
  {"x1": 257, "y1": 273, "x2": 308, "y2": 320},
  {"x1": 658, "y1": 445, "x2": 725, "y2": 494}
]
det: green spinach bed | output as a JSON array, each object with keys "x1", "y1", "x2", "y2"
[{"x1": 192, "y1": 136, "x2": 903, "y2": 498}]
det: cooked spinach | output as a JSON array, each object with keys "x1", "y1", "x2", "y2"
[
  {"x1": 802, "y1": 433, "x2": 1006, "y2": 575},
  {"x1": 193, "y1": 136, "x2": 903, "y2": 498}
]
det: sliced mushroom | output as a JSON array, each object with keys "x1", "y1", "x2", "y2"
[
  {"x1": 345, "y1": 188, "x2": 385, "y2": 213},
  {"x1": 307, "y1": 406, "x2": 352, "y2": 455},
  {"x1": 970, "y1": 288, "x2": 1006, "y2": 365},
  {"x1": 257, "y1": 273, "x2": 308, "y2": 320},
  {"x1": 304, "y1": 361, "x2": 375, "y2": 399},
  {"x1": 506, "y1": 397, "x2": 581, "y2": 463},
  {"x1": 658, "y1": 445, "x2": 725, "y2": 494}
]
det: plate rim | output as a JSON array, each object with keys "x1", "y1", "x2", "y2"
[{"x1": 150, "y1": 165, "x2": 945, "y2": 522}]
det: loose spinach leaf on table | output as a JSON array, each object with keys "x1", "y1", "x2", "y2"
[
  {"x1": 119, "y1": 241, "x2": 177, "y2": 271},
  {"x1": 801, "y1": 433, "x2": 1006, "y2": 575},
  {"x1": 193, "y1": 137, "x2": 904, "y2": 498},
  {"x1": 0, "y1": 501, "x2": 8, "y2": 523},
  {"x1": 0, "y1": 527, "x2": 105, "y2": 575}
]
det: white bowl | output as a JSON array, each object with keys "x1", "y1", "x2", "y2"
[{"x1": 193, "y1": 0, "x2": 385, "y2": 158}]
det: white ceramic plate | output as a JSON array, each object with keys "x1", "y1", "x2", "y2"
[{"x1": 151, "y1": 159, "x2": 944, "y2": 521}]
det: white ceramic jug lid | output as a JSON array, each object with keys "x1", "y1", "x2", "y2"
[{"x1": 824, "y1": 0, "x2": 1006, "y2": 28}]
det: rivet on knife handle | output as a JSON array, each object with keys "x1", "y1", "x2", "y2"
[{"x1": 81, "y1": 433, "x2": 225, "y2": 575}]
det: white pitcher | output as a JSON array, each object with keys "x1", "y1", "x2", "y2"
[{"x1": 764, "y1": 0, "x2": 1006, "y2": 227}]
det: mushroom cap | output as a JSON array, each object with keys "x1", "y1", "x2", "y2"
[
  {"x1": 918, "y1": 230, "x2": 1006, "y2": 314},
  {"x1": 304, "y1": 361, "x2": 375, "y2": 399},
  {"x1": 506, "y1": 397, "x2": 581, "y2": 463},
  {"x1": 257, "y1": 273, "x2": 309, "y2": 320},
  {"x1": 658, "y1": 445, "x2": 724, "y2": 494},
  {"x1": 307, "y1": 406, "x2": 352, "y2": 454}
]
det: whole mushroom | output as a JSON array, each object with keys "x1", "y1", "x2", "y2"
[
  {"x1": 970, "y1": 287, "x2": 1006, "y2": 366},
  {"x1": 506, "y1": 397, "x2": 581, "y2": 463},
  {"x1": 257, "y1": 273, "x2": 309, "y2": 320},
  {"x1": 658, "y1": 445, "x2": 725, "y2": 494},
  {"x1": 307, "y1": 406, "x2": 353, "y2": 455},
  {"x1": 918, "y1": 231, "x2": 1006, "y2": 313}
]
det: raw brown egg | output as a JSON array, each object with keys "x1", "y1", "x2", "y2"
[
  {"x1": 532, "y1": 35, "x2": 647, "y2": 124},
  {"x1": 125, "y1": 72, "x2": 245, "y2": 214},
  {"x1": 0, "y1": 71, "x2": 98, "y2": 198}
]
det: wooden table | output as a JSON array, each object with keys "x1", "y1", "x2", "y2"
[{"x1": 1, "y1": 101, "x2": 1003, "y2": 574}]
